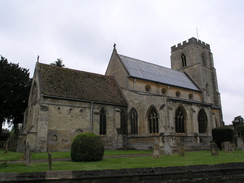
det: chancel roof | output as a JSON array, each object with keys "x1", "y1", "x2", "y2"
[
  {"x1": 118, "y1": 54, "x2": 200, "y2": 91},
  {"x1": 37, "y1": 63, "x2": 127, "y2": 106}
]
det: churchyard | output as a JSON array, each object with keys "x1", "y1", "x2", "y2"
[{"x1": 1, "y1": 149, "x2": 244, "y2": 173}]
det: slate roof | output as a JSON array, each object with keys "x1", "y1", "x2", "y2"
[
  {"x1": 37, "y1": 63, "x2": 127, "y2": 106},
  {"x1": 118, "y1": 54, "x2": 200, "y2": 91}
]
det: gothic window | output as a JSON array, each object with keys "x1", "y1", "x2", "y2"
[
  {"x1": 198, "y1": 109, "x2": 207, "y2": 133},
  {"x1": 99, "y1": 107, "x2": 106, "y2": 135},
  {"x1": 175, "y1": 107, "x2": 185, "y2": 134},
  {"x1": 148, "y1": 107, "x2": 159, "y2": 134},
  {"x1": 201, "y1": 53, "x2": 206, "y2": 66},
  {"x1": 120, "y1": 109, "x2": 127, "y2": 135},
  {"x1": 181, "y1": 54, "x2": 187, "y2": 67},
  {"x1": 130, "y1": 108, "x2": 138, "y2": 134}
]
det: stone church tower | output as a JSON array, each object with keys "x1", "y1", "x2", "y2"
[{"x1": 171, "y1": 37, "x2": 221, "y2": 108}]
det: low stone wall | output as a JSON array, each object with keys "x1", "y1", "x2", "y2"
[{"x1": 1, "y1": 162, "x2": 244, "y2": 183}]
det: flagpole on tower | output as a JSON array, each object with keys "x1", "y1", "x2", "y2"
[{"x1": 196, "y1": 27, "x2": 199, "y2": 40}]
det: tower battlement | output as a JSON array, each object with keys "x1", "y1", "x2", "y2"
[{"x1": 171, "y1": 37, "x2": 210, "y2": 52}]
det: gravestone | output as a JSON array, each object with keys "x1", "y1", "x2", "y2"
[
  {"x1": 164, "y1": 142, "x2": 172, "y2": 156},
  {"x1": 237, "y1": 138, "x2": 243, "y2": 150},
  {"x1": 26, "y1": 143, "x2": 31, "y2": 166},
  {"x1": 48, "y1": 151, "x2": 52, "y2": 171},
  {"x1": 210, "y1": 142, "x2": 219, "y2": 156},
  {"x1": 224, "y1": 141, "x2": 231, "y2": 153},
  {"x1": 178, "y1": 142, "x2": 185, "y2": 157},
  {"x1": 153, "y1": 144, "x2": 161, "y2": 158},
  {"x1": 231, "y1": 143, "x2": 236, "y2": 151},
  {"x1": 221, "y1": 142, "x2": 225, "y2": 151},
  {"x1": 241, "y1": 144, "x2": 244, "y2": 153}
]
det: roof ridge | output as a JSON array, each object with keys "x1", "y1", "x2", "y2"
[
  {"x1": 118, "y1": 54, "x2": 174, "y2": 72},
  {"x1": 38, "y1": 62, "x2": 113, "y2": 78}
]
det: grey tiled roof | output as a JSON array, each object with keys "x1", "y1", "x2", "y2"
[
  {"x1": 118, "y1": 54, "x2": 200, "y2": 91},
  {"x1": 38, "y1": 63, "x2": 127, "y2": 106}
]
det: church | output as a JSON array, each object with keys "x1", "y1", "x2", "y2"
[{"x1": 17, "y1": 37, "x2": 223, "y2": 152}]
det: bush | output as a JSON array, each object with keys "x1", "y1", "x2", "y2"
[
  {"x1": 70, "y1": 133, "x2": 104, "y2": 162},
  {"x1": 212, "y1": 127, "x2": 234, "y2": 149}
]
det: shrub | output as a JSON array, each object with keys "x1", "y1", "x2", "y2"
[
  {"x1": 70, "y1": 133, "x2": 104, "y2": 162},
  {"x1": 212, "y1": 127, "x2": 234, "y2": 149}
]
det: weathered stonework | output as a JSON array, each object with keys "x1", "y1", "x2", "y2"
[{"x1": 18, "y1": 37, "x2": 223, "y2": 152}]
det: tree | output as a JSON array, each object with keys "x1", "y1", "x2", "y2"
[
  {"x1": 232, "y1": 115, "x2": 244, "y2": 138},
  {"x1": 0, "y1": 55, "x2": 31, "y2": 136},
  {"x1": 50, "y1": 58, "x2": 65, "y2": 67}
]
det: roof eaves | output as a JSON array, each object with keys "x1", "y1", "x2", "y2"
[
  {"x1": 127, "y1": 75, "x2": 201, "y2": 92},
  {"x1": 168, "y1": 97, "x2": 212, "y2": 107},
  {"x1": 43, "y1": 94, "x2": 128, "y2": 107}
]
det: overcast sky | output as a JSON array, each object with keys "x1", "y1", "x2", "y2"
[{"x1": 1, "y1": 0, "x2": 243, "y2": 125}]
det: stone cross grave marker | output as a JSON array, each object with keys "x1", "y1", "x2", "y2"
[
  {"x1": 210, "y1": 142, "x2": 219, "y2": 156},
  {"x1": 178, "y1": 142, "x2": 185, "y2": 157},
  {"x1": 164, "y1": 142, "x2": 172, "y2": 156},
  {"x1": 153, "y1": 144, "x2": 161, "y2": 158}
]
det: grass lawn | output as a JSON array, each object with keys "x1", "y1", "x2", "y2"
[
  {"x1": 0, "y1": 149, "x2": 151, "y2": 161},
  {"x1": 0, "y1": 150, "x2": 244, "y2": 173}
]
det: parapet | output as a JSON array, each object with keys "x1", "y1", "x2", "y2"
[{"x1": 171, "y1": 37, "x2": 211, "y2": 52}]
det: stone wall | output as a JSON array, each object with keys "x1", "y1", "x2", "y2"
[
  {"x1": 1, "y1": 162, "x2": 244, "y2": 183},
  {"x1": 18, "y1": 96, "x2": 125, "y2": 152}
]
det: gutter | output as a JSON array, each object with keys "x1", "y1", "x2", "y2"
[{"x1": 42, "y1": 94, "x2": 127, "y2": 107}]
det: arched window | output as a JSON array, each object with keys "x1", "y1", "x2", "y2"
[
  {"x1": 148, "y1": 107, "x2": 159, "y2": 134},
  {"x1": 181, "y1": 54, "x2": 187, "y2": 67},
  {"x1": 201, "y1": 53, "x2": 206, "y2": 66},
  {"x1": 120, "y1": 109, "x2": 127, "y2": 135},
  {"x1": 175, "y1": 107, "x2": 185, "y2": 133},
  {"x1": 99, "y1": 107, "x2": 106, "y2": 135},
  {"x1": 130, "y1": 108, "x2": 138, "y2": 134},
  {"x1": 198, "y1": 109, "x2": 207, "y2": 133}
]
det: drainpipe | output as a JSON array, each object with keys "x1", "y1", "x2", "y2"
[{"x1": 90, "y1": 101, "x2": 94, "y2": 133}]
